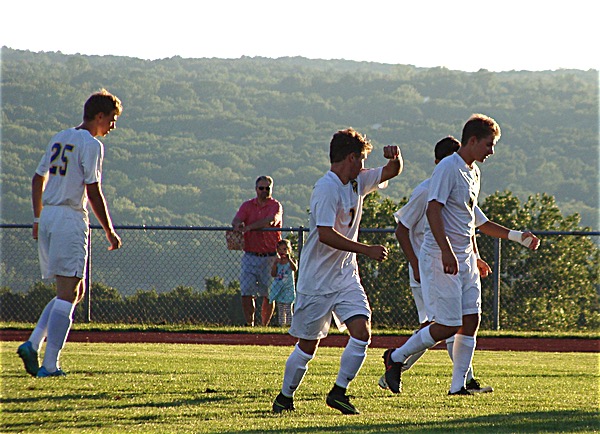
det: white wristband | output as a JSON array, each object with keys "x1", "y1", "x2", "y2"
[
  {"x1": 33, "y1": 218, "x2": 40, "y2": 224},
  {"x1": 508, "y1": 230, "x2": 532, "y2": 247}
]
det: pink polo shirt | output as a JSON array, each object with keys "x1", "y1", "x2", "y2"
[{"x1": 235, "y1": 197, "x2": 283, "y2": 254}]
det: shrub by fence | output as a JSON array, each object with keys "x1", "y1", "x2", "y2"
[{"x1": 1, "y1": 225, "x2": 598, "y2": 331}]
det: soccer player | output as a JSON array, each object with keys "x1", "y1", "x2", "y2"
[
  {"x1": 382, "y1": 114, "x2": 540, "y2": 395},
  {"x1": 272, "y1": 128, "x2": 402, "y2": 415},
  {"x1": 379, "y1": 136, "x2": 492, "y2": 393},
  {"x1": 17, "y1": 89, "x2": 123, "y2": 377}
]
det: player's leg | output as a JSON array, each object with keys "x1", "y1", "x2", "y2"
[
  {"x1": 336, "y1": 315, "x2": 370, "y2": 388},
  {"x1": 402, "y1": 285, "x2": 431, "y2": 372},
  {"x1": 273, "y1": 338, "x2": 317, "y2": 413},
  {"x1": 448, "y1": 313, "x2": 479, "y2": 394},
  {"x1": 18, "y1": 212, "x2": 56, "y2": 376},
  {"x1": 38, "y1": 276, "x2": 82, "y2": 376},
  {"x1": 448, "y1": 255, "x2": 483, "y2": 394},
  {"x1": 326, "y1": 289, "x2": 371, "y2": 414},
  {"x1": 18, "y1": 297, "x2": 56, "y2": 376},
  {"x1": 273, "y1": 293, "x2": 331, "y2": 412},
  {"x1": 37, "y1": 210, "x2": 88, "y2": 377},
  {"x1": 383, "y1": 251, "x2": 461, "y2": 393},
  {"x1": 28, "y1": 224, "x2": 57, "y2": 353},
  {"x1": 446, "y1": 335, "x2": 474, "y2": 383}
]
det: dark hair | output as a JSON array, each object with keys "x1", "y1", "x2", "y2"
[
  {"x1": 461, "y1": 113, "x2": 501, "y2": 144},
  {"x1": 255, "y1": 175, "x2": 273, "y2": 186},
  {"x1": 329, "y1": 128, "x2": 373, "y2": 163},
  {"x1": 434, "y1": 136, "x2": 461, "y2": 160},
  {"x1": 83, "y1": 89, "x2": 123, "y2": 121},
  {"x1": 277, "y1": 239, "x2": 292, "y2": 250}
]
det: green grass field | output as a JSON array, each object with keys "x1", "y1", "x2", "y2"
[{"x1": 2, "y1": 341, "x2": 598, "y2": 433}]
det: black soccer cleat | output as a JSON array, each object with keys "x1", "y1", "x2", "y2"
[
  {"x1": 382, "y1": 348, "x2": 403, "y2": 393},
  {"x1": 272, "y1": 392, "x2": 295, "y2": 413},
  {"x1": 448, "y1": 386, "x2": 474, "y2": 396},
  {"x1": 326, "y1": 390, "x2": 360, "y2": 415},
  {"x1": 466, "y1": 378, "x2": 494, "y2": 393}
]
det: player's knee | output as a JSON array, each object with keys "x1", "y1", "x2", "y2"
[{"x1": 346, "y1": 314, "x2": 371, "y2": 342}]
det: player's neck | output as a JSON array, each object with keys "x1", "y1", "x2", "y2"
[
  {"x1": 330, "y1": 164, "x2": 351, "y2": 185},
  {"x1": 76, "y1": 121, "x2": 98, "y2": 137},
  {"x1": 457, "y1": 148, "x2": 475, "y2": 167}
]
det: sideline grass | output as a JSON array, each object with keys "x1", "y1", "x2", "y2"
[
  {"x1": 2, "y1": 341, "x2": 598, "y2": 433},
  {"x1": 3, "y1": 321, "x2": 599, "y2": 339}
]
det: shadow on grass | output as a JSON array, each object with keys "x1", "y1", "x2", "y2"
[{"x1": 254, "y1": 409, "x2": 598, "y2": 433}]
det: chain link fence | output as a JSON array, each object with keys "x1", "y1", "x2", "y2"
[{"x1": 1, "y1": 225, "x2": 598, "y2": 331}]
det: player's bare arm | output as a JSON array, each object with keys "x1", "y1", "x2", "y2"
[
  {"x1": 86, "y1": 182, "x2": 121, "y2": 251},
  {"x1": 478, "y1": 221, "x2": 540, "y2": 250},
  {"x1": 472, "y1": 235, "x2": 491, "y2": 278},
  {"x1": 31, "y1": 173, "x2": 47, "y2": 240},
  {"x1": 395, "y1": 222, "x2": 420, "y2": 282},
  {"x1": 426, "y1": 200, "x2": 458, "y2": 274},
  {"x1": 317, "y1": 226, "x2": 388, "y2": 262},
  {"x1": 380, "y1": 145, "x2": 403, "y2": 182}
]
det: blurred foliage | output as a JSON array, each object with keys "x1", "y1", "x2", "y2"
[{"x1": 1, "y1": 47, "x2": 597, "y2": 229}]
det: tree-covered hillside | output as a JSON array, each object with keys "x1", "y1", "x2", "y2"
[{"x1": 1, "y1": 47, "x2": 598, "y2": 228}]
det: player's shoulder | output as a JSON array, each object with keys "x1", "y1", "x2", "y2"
[
  {"x1": 312, "y1": 172, "x2": 340, "y2": 198},
  {"x1": 431, "y1": 153, "x2": 462, "y2": 177},
  {"x1": 314, "y1": 171, "x2": 338, "y2": 189},
  {"x1": 412, "y1": 178, "x2": 430, "y2": 196}
]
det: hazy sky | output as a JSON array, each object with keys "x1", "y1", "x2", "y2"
[{"x1": 2, "y1": 0, "x2": 598, "y2": 72}]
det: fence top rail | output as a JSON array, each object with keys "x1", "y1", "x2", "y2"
[{"x1": 1, "y1": 223, "x2": 598, "y2": 237}]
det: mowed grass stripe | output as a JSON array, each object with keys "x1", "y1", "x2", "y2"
[{"x1": 2, "y1": 342, "x2": 598, "y2": 433}]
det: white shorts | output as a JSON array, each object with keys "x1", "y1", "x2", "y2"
[
  {"x1": 419, "y1": 250, "x2": 481, "y2": 327},
  {"x1": 38, "y1": 206, "x2": 89, "y2": 280},
  {"x1": 411, "y1": 284, "x2": 429, "y2": 324},
  {"x1": 288, "y1": 284, "x2": 371, "y2": 341}
]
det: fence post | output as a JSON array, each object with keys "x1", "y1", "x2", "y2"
[
  {"x1": 84, "y1": 228, "x2": 92, "y2": 323},
  {"x1": 492, "y1": 238, "x2": 501, "y2": 330},
  {"x1": 297, "y1": 226, "x2": 305, "y2": 256}
]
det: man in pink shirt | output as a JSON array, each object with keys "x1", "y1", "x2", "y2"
[{"x1": 232, "y1": 176, "x2": 283, "y2": 326}]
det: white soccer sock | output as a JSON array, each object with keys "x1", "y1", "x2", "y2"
[
  {"x1": 447, "y1": 335, "x2": 475, "y2": 381},
  {"x1": 391, "y1": 325, "x2": 436, "y2": 363},
  {"x1": 281, "y1": 344, "x2": 315, "y2": 397},
  {"x1": 42, "y1": 299, "x2": 75, "y2": 372},
  {"x1": 335, "y1": 336, "x2": 369, "y2": 388},
  {"x1": 402, "y1": 330, "x2": 428, "y2": 371},
  {"x1": 446, "y1": 335, "x2": 454, "y2": 361},
  {"x1": 29, "y1": 297, "x2": 57, "y2": 352},
  {"x1": 450, "y1": 334, "x2": 476, "y2": 393},
  {"x1": 402, "y1": 349, "x2": 427, "y2": 371}
]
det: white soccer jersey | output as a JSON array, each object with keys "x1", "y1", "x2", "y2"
[
  {"x1": 421, "y1": 152, "x2": 481, "y2": 260},
  {"x1": 394, "y1": 178, "x2": 429, "y2": 262},
  {"x1": 35, "y1": 128, "x2": 103, "y2": 214},
  {"x1": 296, "y1": 167, "x2": 384, "y2": 296},
  {"x1": 395, "y1": 177, "x2": 488, "y2": 284}
]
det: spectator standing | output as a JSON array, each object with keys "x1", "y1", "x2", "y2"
[{"x1": 232, "y1": 176, "x2": 283, "y2": 326}]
